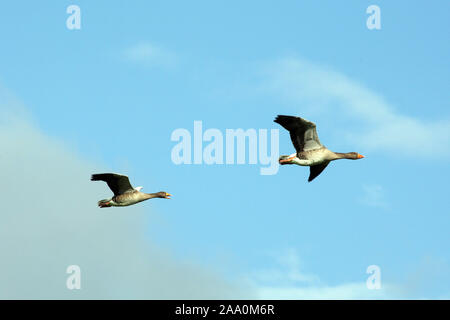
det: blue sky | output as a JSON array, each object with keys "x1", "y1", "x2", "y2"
[{"x1": 0, "y1": 1, "x2": 449, "y2": 298}]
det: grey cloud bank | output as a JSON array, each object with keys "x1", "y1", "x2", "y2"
[{"x1": 0, "y1": 91, "x2": 251, "y2": 299}]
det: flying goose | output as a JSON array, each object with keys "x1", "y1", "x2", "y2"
[
  {"x1": 91, "y1": 173, "x2": 171, "y2": 208},
  {"x1": 274, "y1": 115, "x2": 364, "y2": 182}
]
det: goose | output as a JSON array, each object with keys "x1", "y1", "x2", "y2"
[
  {"x1": 274, "y1": 115, "x2": 364, "y2": 182},
  {"x1": 91, "y1": 173, "x2": 172, "y2": 208}
]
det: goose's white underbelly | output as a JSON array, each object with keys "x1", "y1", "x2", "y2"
[
  {"x1": 293, "y1": 149, "x2": 330, "y2": 166},
  {"x1": 293, "y1": 159, "x2": 318, "y2": 166},
  {"x1": 110, "y1": 200, "x2": 138, "y2": 207},
  {"x1": 112, "y1": 192, "x2": 146, "y2": 206}
]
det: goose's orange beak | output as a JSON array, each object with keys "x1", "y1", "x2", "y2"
[
  {"x1": 357, "y1": 154, "x2": 365, "y2": 159},
  {"x1": 165, "y1": 193, "x2": 172, "y2": 199}
]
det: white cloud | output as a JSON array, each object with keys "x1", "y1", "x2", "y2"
[
  {"x1": 251, "y1": 248, "x2": 319, "y2": 286},
  {"x1": 250, "y1": 249, "x2": 449, "y2": 299},
  {"x1": 360, "y1": 184, "x2": 388, "y2": 208},
  {"x1": 249, "y1": 249, "x2": 403, "y2": 299},
  {"x1": 123, "y1": 42, "x2": 177, "y2": 68},
  {"x1": 0, "y1": 87, "x2": 250, "y2": 299},
  {"x1": 257, "y1": 283, "x2": 400, "y2": 300},
  {"x1": 262, "y1": 57, "x2": 450, "y2": 158}
]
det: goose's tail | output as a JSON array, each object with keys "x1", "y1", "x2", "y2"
[{"x1": 98, "y1": 199, "x2": 113, "y2": 208}]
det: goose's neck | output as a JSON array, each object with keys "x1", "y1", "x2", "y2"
[
  {"x1": 141, "y1": 193, "x2": 159, "y2": 200},
  {"x1": 332, "y1": 152, "x2": 353, "y2": 160}
]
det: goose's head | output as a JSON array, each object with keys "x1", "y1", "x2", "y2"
[
  {"x1": 347, "y1": 152, "x2": 365, "y2": 160},
  {"x1": 155, "y1": 191, "x2": 172, "y2": 199}
]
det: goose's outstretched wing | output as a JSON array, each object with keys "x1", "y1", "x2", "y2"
[
  {"x1": 91, "y1": 173, "x2": 134, "y2": 196},
  {"x1": 274, "y1": 115, "x2": 323, "y2": 153},
  {"x1": 308, "y1": 162, "x2": 330, "y2": 182}
]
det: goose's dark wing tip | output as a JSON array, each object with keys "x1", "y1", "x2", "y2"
[
  {"x1": 307, "y1": 174, "x2": 316, "y2": 182},
  {"x1": 273, "y1": 115, "x2": 294, "y2": 129},
  {"x1": 91, "y1": 173, "x2": 126, "y2": 180},
  {"x1": 90, "y1": 173, "x2": 103, "y2": 181},
  {"x1": 274, "y1": 115, "x2": 314, "y2": 128},
  {"x1": 308, "y1": 162, "x2": 330, "y2": 182},
  {"x1": 90, "y1": 173, "x2": 134, "y2": 196},
  {"x1": 273, "y1": 115, "x2": 289, "y2": 123}
]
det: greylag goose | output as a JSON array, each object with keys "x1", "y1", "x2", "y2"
[
  {"x1": 91, "y1": 173, "x2": 171, "y2": 208},
  {"x1": 274, "y1": 115, "x2": 364, "y2": 182}
]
